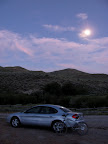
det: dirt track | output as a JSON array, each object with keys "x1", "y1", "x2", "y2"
[{"x1": 0, "y1": 115, "x2": 108, "y2": 144}]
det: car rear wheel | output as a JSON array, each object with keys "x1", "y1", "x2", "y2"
[
  {"x1": 52, "y1": 121, "x2": 67, "y2": 135},
  {"x1": 11, "y1": 117, "x2": 20, "y2": 128}
]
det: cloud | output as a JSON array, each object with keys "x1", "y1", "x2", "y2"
[
  {"x1": 0, "y1": 29, "x2": 108, "y2": 73},
  {"x1": 43, "y1": 24, "x2": 75, "y2": 32},
  {"x1": 88, "y1": 39, "x2": 108, "y2": 65},
  {"x1": 76, "y1": 13, "x2": 88, "y2": 20},
  {"x1": 0, "y1": 30, "x2": 33, "y2": 57}
]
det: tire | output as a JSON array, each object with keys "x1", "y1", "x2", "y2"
[
  {"x1": 11, "y1": 117, "x2": 21, "y2": 128},
  {"x1": 52, "y1": 121, "x2": 67, "y2": 135},
  {"x1": 77, "y1": 122, "x2": 88, "y2": 136}
]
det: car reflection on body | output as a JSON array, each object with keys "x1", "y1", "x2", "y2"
[{"x1": 7, "y1": 104, "x2": 88, "y2": 135}]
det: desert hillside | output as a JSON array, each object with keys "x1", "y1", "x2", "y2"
[{"x1": 0, "y1": 66, "x2": 108, "y2": 95}]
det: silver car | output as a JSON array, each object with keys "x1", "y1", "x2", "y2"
[{"x1": 7, "y1": 104, "x2": 88, "y2": 135}]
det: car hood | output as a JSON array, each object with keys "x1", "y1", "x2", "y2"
[{"x1": 8, "y1": 112, "x2": 22, "y2": 117}]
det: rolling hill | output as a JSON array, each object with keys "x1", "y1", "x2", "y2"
[{"x1": 0, "y1": 66, "x2": 108, "y2": 95}]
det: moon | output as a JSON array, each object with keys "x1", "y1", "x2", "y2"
[
  {"x1": 79, "y1": 28, "x2": 92, "y2": 38},
  {"x1": 84, "y1": 29, "x2": 91, "y2": 36}
]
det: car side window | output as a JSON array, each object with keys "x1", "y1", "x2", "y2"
[
  {"x1": 39, "y1": 106, "x2": 58, "y2": 114},
  {"x1": 49, "y1": 107, "x2": 58, "y2": 114},
  {"x1": 25, "y1": 106, "x2": 41, "y2": 113},
  {"x1": 60, "y1": 107, "x2": 71, "y2": 113}
]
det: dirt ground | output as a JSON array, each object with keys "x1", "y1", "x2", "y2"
[{"x1": 0, "y1": 114, "x2": 108, "y2": 144}]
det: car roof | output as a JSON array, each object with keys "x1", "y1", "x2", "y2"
[{"x1": 34, "y1": 104, "x2": 64, "y2": 109}]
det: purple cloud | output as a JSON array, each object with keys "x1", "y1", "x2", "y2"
[
  {"x1": 0, "y1": 30, "x2": 33, "y2": 57},
  {"x1": 76, "y1": 13, "x2": 88, "y2": 20},
  {"x1": 0, "y1": 29, "x2": 108, "y2": 73},
  {"x1": 43, "y1": 24, "x2": 75, "y2": 32}
]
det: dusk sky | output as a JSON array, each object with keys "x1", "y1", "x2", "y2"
[{"x1": 0, "y1": 0, "x2": 108, "y2": 74}]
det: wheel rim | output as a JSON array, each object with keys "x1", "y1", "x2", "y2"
[
  {"x1": 54, "y1": 122, "x2": 63, "y2": 131},
  {"x1": 12, "y1": 118, "x2": 19, "y2": 127},
  {"x1": 53, "y1": 122, "x2": 67, "y2": 134}
]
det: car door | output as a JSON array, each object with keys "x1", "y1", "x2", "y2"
[
  {"x1": 36, "y1": 106, "x2": 58, "y2": 126},
  {"x1": 20, "y1": 106, "x2": 41, "y2": 125}
]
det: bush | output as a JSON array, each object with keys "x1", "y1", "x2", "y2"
[
  {"x1": 0, "y1": 92, "x2": 38, "y2": 105},
  {"x1": 75, "y1": 84, "x2": 88, "y2": 95},
  {"x1": 62, "y1": 82, "x2": 77, "y2": 95},
  {"x1": 74, "y1": 96, "x2": 108, "y2": 108},
  {"x1": 43, "y1": 82, "x2": 61, "y2": 95},
  {"x1": 60, "y1": 96, "x2": 71, "y2": 107},
  {"x1": 106, "y1": 95, "x2": 108, "y2": 99},
  {"x1": 61, "y1": 83, "x2": 88, "y2": 96},
  {"x1": 43, "y1": 93, "x2": 59, "y2": 104},
  {"x1": 74, "y1": 96, "x2": 88, "y2": 108}
]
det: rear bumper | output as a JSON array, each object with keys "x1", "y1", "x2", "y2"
[{"x1": 65, "y1": 119, "x2": 85, "y2": 127}]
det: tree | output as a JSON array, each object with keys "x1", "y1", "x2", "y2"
[
  {"x1": 44, "y1": 82, "x2": 61, "y2": 95},
  {"x1": 62, "y1": 82, "x2": 77, "y2": 95}
]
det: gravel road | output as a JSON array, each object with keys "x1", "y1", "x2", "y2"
[{"x1": 0, "y1": 114, "x2": 108, "y2": 144}]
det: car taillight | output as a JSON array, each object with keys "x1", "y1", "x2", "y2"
[{"x1": 72, "y1": 114, "x2": 79, "y2": 119}]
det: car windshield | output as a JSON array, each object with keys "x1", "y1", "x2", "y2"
[{"x1": 60, "y1": 107, "x2": 72, "y2": 113}]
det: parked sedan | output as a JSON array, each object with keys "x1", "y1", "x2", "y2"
[{"x1": 7, "y1": 104, "x2": 88, "y2": 135}]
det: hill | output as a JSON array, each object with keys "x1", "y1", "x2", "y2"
[
  {"x1": 0, "y1": 66, "x2": 28, "y2": 72},
  {"x1": 0, "y1": 66, "x2": 108, "y2": 95}
]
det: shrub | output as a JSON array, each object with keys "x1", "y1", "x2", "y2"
[
  {"x1": 43, "y1": 82, "x2": 61, "y2": 95},
  {"x1": 61, "y1": 83, "x2": 88, "y2": 96},
  {"x1": 74, "y1": 96, "x2": 108, "y2": 108},
  {"x1": 62, "y1": 82, "x2": 77, "y2": 95},
  {"x1": 75, "y1": 84, "x2": 88, "y2": 95},
  {"x1": 60, "y1": 96, "x2": 71, "y2": 107}
]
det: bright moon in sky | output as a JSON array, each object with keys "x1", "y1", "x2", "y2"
[
  {"x1": 84, "y1": 29, "x2": 91, "y2": 36},
  {"x1": 79, "y1": 28, "x2": 92, "y2": 38}
]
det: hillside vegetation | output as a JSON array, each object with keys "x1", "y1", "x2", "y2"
[{"x1": 0, "y1": 66, "x2": 108, "y2": 107}]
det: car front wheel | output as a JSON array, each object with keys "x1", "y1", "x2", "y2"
[{"x1": 11, "y1": 117, "x2": 21, "y2": 128}]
